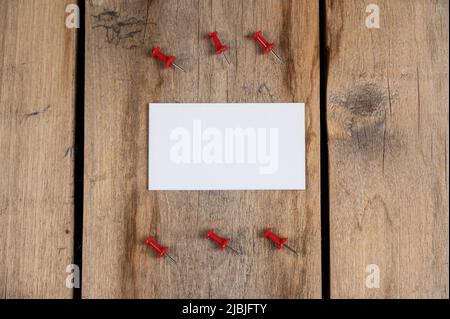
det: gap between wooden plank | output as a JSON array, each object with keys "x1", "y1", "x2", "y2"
[
  {"x1": 73, "y1": 0, "x2": 86, "y2": 300},
  {"x1": 319, "y1": 0, "x2": 331, "y2": 300}
]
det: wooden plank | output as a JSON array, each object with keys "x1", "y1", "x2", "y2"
[
  {"x1": 83, "y1": 0, "x2": 320, "y2": 298},
  {"x1": 327, "y1": 0, "x2": 449, "y2": 298},
  {"x1": 0, "y1": 0, "x2": 76, "y2": 298}
]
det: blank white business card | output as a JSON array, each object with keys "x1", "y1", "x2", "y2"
[{"x1": 148, "y1": 103, "x2": 305, "y2": 190}]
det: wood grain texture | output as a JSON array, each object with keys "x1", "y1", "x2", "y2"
[
  {"x1": 0, "y1": 0, "x2": 76, "y2": 298},
  {"x1": 326, "y1": 0, "x2": 449, "y2": 298},
  {"x1": 83, "y1": 0, "x2": 321, "y2": 298}
]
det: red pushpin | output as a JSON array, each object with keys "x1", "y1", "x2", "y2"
[
  {"x1": 252, "y1": 31, "x2": 283, "y2": 64},
  {"x1": 145, "y1": 235, "x2": 177, "y2": 264},
  {"x1": 263, "y1": 228, "x2": 298, "y2": 255},
  {"x1": 208, "y1": 31, "x2": 230, "y2": 65},
  {"x1": 206, "y1": 229, "x2": 240, "y2": 255},
  {"x1": 151, "y1": 47, "x2": 186, "y2": 72}
]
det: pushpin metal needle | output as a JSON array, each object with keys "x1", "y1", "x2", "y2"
[
  {"x1": 283, "y1": 243, "x2": 298, "y2": 255},
  {"x1": 164, "y1": 253, "x2": 177, "y2": 264},
  {"x1": 171, "y1": 62, "x2": 186, "y2": 73},
  {"x1": 145, "y1": 236, "x2": 177, "y2": 264},
  {"x1": 222, "y1": 52, "x2": 231, "y2": 65},
  {"x1": 269, "y1": 50, "x2": 284, "y2": 64},
  {"x1": 263, "y1": 228, "x2": 298, "y2": 255},
  {"x1": 208, "y1": 32, "x2": 231, "y2": 65},
  {"x1": 151, "y1": 47, "x2": 186, "y2": 73},
  {"x1": 252, "y1": 31, "x2": 284, "y2": 64},
  {"x1": 226, "y1": 244, "x2": 241, "y2": 255},
  {"x1": 206, "y1": 229, "x2": 241, "y2": 255}
]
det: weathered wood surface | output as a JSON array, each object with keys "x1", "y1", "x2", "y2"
[
  {"x1": 0, "y1": 0, "x2": 76, "y2": 298},
  {"x1": 326, "y1": 0, "x2": 449, "y2": 298},
  {"x1": 83, "y1": 0, "x2": 321, "y2": 298},
  {"x1": 0, "y1": 0, "x2": 447, "y2": 300}
]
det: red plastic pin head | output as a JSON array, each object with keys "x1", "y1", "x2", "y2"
[
  {"x1": 151, "y1": 47, "x2": 186, "y2": 72},
  {"x1": 252, "y1": 31, "x2": 275, "y2": 54},
  {"x1": 264, "y1": 228, "x2": 287, "y2": 249},
  {"x1": 206, "y1": 229, "x2": 230, "y2": 250},
  {"x1": 145, "y1": 235, "x2": 176, "y2": 263},
  {"x1": 207, "y1": 32, "x2": 230, "y2": 64},
  {"x1": 151, "y1": 47, "x2": 175, "y2": 68},
  {"x1": 263, "y1": 228, "x2": 298, "y2": 255},
  {"x1": 205, "y1": 229, "x2": 240, "y2": 255},
  {"x1": 208, "y1": 32, "x2": 228, "y2": 55},
  {"x1": 251, "y1": 31, "x2": 283, "y2": 63}
]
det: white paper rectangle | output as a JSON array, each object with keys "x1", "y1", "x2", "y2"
[{"x1": 148, "y1": 103, "x2": 305, "y2": 190}]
